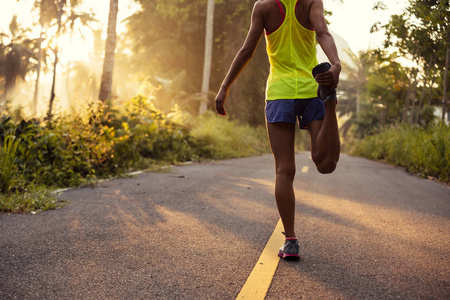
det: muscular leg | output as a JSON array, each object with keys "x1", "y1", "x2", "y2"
[
  {"x1": 308, "y1": 100, "x2": 341, "y2": 174},
  {"x1": 266, "y1": 121, "x2": 296, "y2": 238}
]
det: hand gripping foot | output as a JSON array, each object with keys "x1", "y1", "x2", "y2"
[{"x1": 312, "y1": 62, "x2": 337, "y2": 103}]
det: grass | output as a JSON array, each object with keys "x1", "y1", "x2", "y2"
[
  {"x1": 188, "y1": 111, "x2": 271, "y2": 159},
  {"x1": 0, "y1": 128, "x2": 20, "y2": 194},
  {"x1": 0, "y1": 185, "x2": 64, "y2": 214},
  {"x1": 349, "y1": 122, "x2": 450, "y2": 183},
  {"x1": 0, "y1": 98, "x2": 273, "y2": 213}
]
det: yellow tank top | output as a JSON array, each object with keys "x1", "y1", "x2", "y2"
[{"x1": 265, "y1": 0, "x2": 318, "y2": 100}]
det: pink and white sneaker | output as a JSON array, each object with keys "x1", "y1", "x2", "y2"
[{"x1": 278, "y1": 237, "x2": 300, "y2": 261}]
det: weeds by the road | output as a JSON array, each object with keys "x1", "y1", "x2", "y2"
[
  {"x1": 0, "y1": 127, "x2": 20, "y2": 194},
  {"x1": 0, "y1": 96, "x2": 270, "y2": 213},
  {"x1": 189, "y1": 111, "x2": 270, "y2": 159},
  {"x1": 350, "y1": 122, "x2": 450, "y2": 183},
  {"x1": 0, "y1": 185, "x2": 63, "y2": 213}
]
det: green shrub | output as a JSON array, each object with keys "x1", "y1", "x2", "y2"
[
  {"x1": 350, "y1": 122, "x2": 450, "y2": 183},
  {"x1": 1, "y1": 97, "x2": 216, "y2": 190},
  {"x1": 188, "y1": 111, "x2": 270, "y2": 159},
  {"x1": 107, "y1": 96, "x2": 205, "y2": 166},
  {"x1": 0, "y1": 95, "x2": 276, "y2": 213}
]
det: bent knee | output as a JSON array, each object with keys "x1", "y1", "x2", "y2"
[{"x1": 316, "y1": 161, "x2": 337, "y2": 174}]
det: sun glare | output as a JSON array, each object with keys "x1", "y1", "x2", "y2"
[
  {"x1": 58, "y1": 34, "x2": 92, "y2": 63},
  {"x1": 0, "y1": 0, "x2": 140, "y2": 65}
]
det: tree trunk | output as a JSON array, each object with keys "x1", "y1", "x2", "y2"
[
  {"x1": 199, "y1": 0, "x2": 215, "y2": 115},
  {"x1": 33, "y1": 27, "x2": 44, "y2": 116},
  {"x1": 403, "y1": 68, "x2": 417, "y2": 123},
  {"x1": 99, "y1": 0, "x2": 119, "y2": 102},
  {"x1": 417, "y1": 55, "x2": 434, "y2": 124},
  {"x1": 442, "y1": 46, "x2": 449, "y2": 121},
  {"x1": 48, "y1": 47, "x2": 58, "y2": 120},
  {"x1": 47, "y1": 1, "x2": 64, "y2": 121},
  {"x1": 356, "y1": 88, "x2": 361, "y2": 120},
  {"x1": 410, "y1": 71, "x2": 418, "y2": 124},
  {"x1": 428, "y1": 76, "x2": 435, "y2": 106}
]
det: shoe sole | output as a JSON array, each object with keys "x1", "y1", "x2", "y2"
[{"x1": 278, "y1": 252, "x2": 300, "y2": 261}]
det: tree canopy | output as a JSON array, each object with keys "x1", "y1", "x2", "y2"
[{"x1": 0, "y1": 0, "x2": 448, "y2": 128}]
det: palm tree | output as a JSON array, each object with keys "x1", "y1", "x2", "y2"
[
  {"x1": 99, "y1": 0, "x2": 119, "y2": 102},
  {"x1": 46, "y1": 0, "x2": 97, "y2": 120},
  {"x1": 0, "y1": 16, "x2": 37, "y2": 99},
  {"x1": 199, "y1": 0, "x2": 215, "y2": 115},
  {"x1": 32, "y1": 0, "x2": 57, "y2": 115},
  {"x1": 47, "y1": 0, "x2": 66, "y2": 121}
]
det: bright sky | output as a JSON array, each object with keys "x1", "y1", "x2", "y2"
[
  {"x1": 0, "y1": 0, "x2": 407, "y2": 58},
  {"x1": 0, "y1": 0, "x2": 139, "y2": 61},
  {"x1": 324, "y1": 0, "x2": 408, "y2": 52},
  {"x1": 0, "y1": 0, "x2": 138, "y2": 30}
]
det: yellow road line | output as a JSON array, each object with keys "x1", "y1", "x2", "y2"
[
  {"x1": 236, "y1": 218, "x2": 284, "y2": 299},
  {"x1": 301, "y1": 166, "x2": 309, "y2": 173}
]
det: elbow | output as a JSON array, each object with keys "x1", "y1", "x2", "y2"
[
  {"x1": 316, "y1": 30, "x2": 332, "y2": 41},
  {"x1": 238, "y1": 46, "x2": 255, "y2": 61}
]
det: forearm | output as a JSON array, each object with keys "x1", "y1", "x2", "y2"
[
  {"x1": 316, "y1": 31, "x2": 341, "y2": 67},
  {"x1": 220, "y1": 47, "x2": 254, "y2": 90},
  {"x1": 315, "y1": 30, "x2": 341, "y2": 88}
]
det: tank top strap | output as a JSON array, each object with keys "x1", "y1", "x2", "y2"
[
  {"x1": 279, "y1": 0, "x2": 298, "y2": 15},
  {"x1": 276, "y1": 0, "x2": 285, "y2": 17}
]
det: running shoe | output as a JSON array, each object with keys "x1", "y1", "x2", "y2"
[
  {"x1": 278, "y1": 237, "x2": 300, "y2": 261},
  {"x1": 312, "y1": 62, "x2": 337, "y2": 103}
]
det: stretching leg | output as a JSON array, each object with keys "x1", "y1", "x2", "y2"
[
  {"x1": 266, "y1": 121, "x2": 296, "y2": 238},
  {"x1": 308, "y1": 100, "x2": 341, "y2": 174}
]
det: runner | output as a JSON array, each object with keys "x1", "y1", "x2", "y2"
[{"x1": 215, "y1": 0, "x2": 341, "y2": 260}]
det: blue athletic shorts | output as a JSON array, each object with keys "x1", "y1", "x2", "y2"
[{"x1": 265, "y1": 98, "x2": 325, "y2": 129}]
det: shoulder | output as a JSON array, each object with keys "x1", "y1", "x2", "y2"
[
  {"x1": 310, "y1": 0, "x2": 325, "y2": 10},
  {"x1": 254, "y1": 0, "x2": 272, "y2": 12},
  {"x1": 309, "y1": 0, "x2": 326, "y2": 20},
  {"x1": 252, "y1": 0, "x2": 272, "y2": 20}
]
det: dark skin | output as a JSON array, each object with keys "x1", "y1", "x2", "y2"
[
  {"x1": 215, "y1": 0, "x2": 341, "y2": 238},
  {"x1": 215, "y1": 0, "x2": 341, "y2": 116}
]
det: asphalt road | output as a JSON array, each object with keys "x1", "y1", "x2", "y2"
[{"x1": 1, "y1": 152, "x2": 449, "y2": 299}]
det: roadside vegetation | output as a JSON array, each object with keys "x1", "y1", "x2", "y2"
[
  {"x1": 338, "y1": 0, "x2": 449, "y2": 185},
  {"x1": 0, "y1": 96, "x2": 271, "y2": 213},
  {"x1": 349, "y1": 122, "x2": 450, "y2": 184}
]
